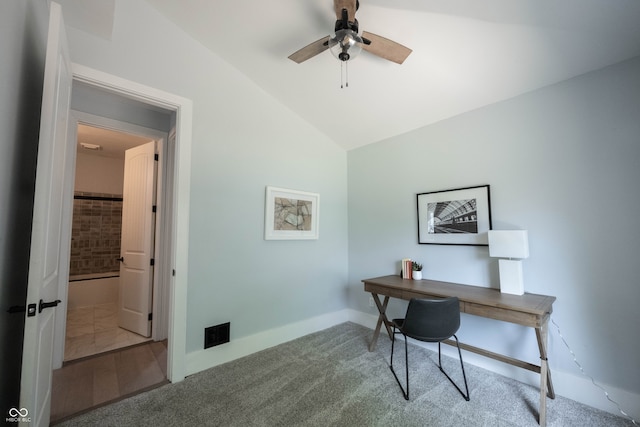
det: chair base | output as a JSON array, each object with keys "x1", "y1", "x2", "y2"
[
  {"x1": 438, "y1": 338, "x2": 470, "y2": 401},
  {"x1": 390, "y1": 327, "x2": 470, "y2": 401},
  {"x1": 390, "y1": 328, "x2": 410, "y2": 400},
  {"x1": 389, "y1": 364, "x2": 409, "y2": 400}
]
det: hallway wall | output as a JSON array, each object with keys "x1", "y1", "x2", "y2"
[
  {"x1": 74, "y1": 151, "x2": 124, "y2": 194},
  {"x1": 67, "y1": 277, "x2": 118, "y2": 310},
  {"x1": 69, "y1": 192, "x2": 122, "y2": 277},
  {"x1": 71, "y1": 152, "x2": 124, "y2": 277}
]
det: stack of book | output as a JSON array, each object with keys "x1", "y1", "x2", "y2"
[{"x1": 401, "y1": 258, "x2": 413, "y2": 279}]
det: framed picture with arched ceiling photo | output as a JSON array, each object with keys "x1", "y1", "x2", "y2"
[{"x1": 417, "y1": 185, "x2": 492, "y2": 246}]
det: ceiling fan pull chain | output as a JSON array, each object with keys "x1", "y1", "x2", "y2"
[
  {"x1": 346, "y1": 61, "x2": 349, "y2": 88},
  {"x1": 340, "y1": 61, "x2": 350, "y2": 89}
]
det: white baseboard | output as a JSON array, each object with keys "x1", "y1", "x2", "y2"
[
  {"x1": 348, "y1": 310, "x2": 639, "y2": 422},
  {"x1": 185, "y1": 309, "x2": 351, "y2": 377},
  {"x1": 550, "y1": 369, "x2": 639, "y2": 421}
]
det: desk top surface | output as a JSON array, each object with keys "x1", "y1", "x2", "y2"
[{"x1": 363, "y1": 275, "x2": 555, "y2": 316}]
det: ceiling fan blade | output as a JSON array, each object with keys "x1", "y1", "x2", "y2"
[
  {"x1": 288, "y1": 36, "x2": 330, "y2": 63},
  {"x1": 334, "y1": 0, "x2": 357, "y2": 21},
  {"x1": 361, "y1": 31, "x2": 412, "y2": 64}
]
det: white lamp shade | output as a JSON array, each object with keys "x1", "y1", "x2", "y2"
[{"x1": 488, "y1": 230, "x2": 529, "y2": 259}]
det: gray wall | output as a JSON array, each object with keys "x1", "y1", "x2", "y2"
[
  {"x1": 0, "y1": 0, "x2": 49, "y2": 409},
  {"x1": 348, "y1": 56, "x2": 640, "y2": 399},
  {"x1": 62, "y1": 0, "x2": 349, "y2": 355}
]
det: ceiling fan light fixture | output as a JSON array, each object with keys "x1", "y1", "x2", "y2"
[{"x1": 328, "y1": 29, "x2": 363, "y2": 62}]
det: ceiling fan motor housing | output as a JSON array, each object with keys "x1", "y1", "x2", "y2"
[
  {"x1": 335, "y1": 7, "x2": 358, "y2": 33},
  {"x1": 330, "y1": 6, "x2": 361, "y2": 62}
]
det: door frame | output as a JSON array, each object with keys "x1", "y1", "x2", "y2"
[{"x1": 68, "y1": 64, "x2": 192, "y2": 382}]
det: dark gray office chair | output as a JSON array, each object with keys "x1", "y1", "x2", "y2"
[{"x1": 390, "y1": 297, "x2": 470, "y2": 401}]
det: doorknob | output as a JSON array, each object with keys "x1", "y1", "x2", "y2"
[
  {"x1": 116, "y1": 257, "x2": 124, "y2": 262},
  {"x1": 7, "y1": 305, "x2": 26, "y2": 314},
  {"x1": 38, "y1": 299, "x2": 61, "y2": 313}
]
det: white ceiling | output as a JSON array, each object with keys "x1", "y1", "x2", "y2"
[
  {"x1": 77, "y1": 124, "x2": 151, "y2": 159},
  {"x1": 64, "y1": 0, "x2": 640, "y2": 151}
]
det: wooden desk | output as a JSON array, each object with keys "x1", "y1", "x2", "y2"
[{"x1": 363, "y1": 275, "x2": 556, "y2": 426}]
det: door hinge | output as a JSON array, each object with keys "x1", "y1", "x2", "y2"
[
  {"x1": 148, "y1": 313, "x2": 153, "y2": 321},
  {"x1": 154, "y1": 153, "x2": 159, "y2": 161},
  {"x1": 150, "y1": 258, "x2": 155, "y2": 266},
  {"x1": 152, "y1": 205, "x2": 157, "y2": 213}
]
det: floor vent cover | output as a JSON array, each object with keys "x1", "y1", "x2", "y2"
[{"x1": 204, "y1": 322, "x2": 230, "y2": 349}]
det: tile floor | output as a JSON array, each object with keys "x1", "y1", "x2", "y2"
[{"x1": 65, "y1": 302, "x2": 151, "y2": 361}]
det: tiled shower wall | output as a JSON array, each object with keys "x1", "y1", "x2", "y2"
[{"x1": 69, "y1": 192, "x2": 122, "y2": 276}]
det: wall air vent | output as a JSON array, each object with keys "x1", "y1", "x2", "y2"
[{"x1": 204, "y1": 322, "x2": 230, "y2": 349}]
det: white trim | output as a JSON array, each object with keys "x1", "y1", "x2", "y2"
[
  {"x1": 185, "y1": 310, "x2": 352, "y2": 376},
  {"x1": 72, "y1": 111, "x2": 167, "y2": 142},
  {"x1": 52, "y1": 118, "x2": 77, "y2": 370},
  {"x1": 153, "y1": 128, "x2": 176, "y2": 342},
  {"x1": 71, "y1": 63, "x2": 192, "y2": 382}
]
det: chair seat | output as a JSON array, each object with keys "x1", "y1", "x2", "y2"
[
  {"x1": 392, "y1": 317, "x2": 455, "y2": 343},
  {"x1": 392, "y1": 318, "x2": 403, "y2": 328}
]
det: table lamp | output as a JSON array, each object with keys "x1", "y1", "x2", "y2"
[{"x1": 488, "y1": 230, "x2": 529, "y2": 295}]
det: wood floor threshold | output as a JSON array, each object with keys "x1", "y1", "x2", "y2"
[
  {"x1": 51, "y1": 340, "x2": 168, "y2": 424},
  {"x1": 62, "y1": 339, "x2": 154, "y2": 366},
  {"x1": 50, "y1": 378, "x2": 170, "y2": 425}
]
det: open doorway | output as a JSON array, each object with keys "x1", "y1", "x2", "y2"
[
  {"x1": 20, "y1": 46, "x2": 191, "y2": 423},
  {"x1": 48, "y1": 65, "x2": 191, "y2": 420},
  {"x1": 50, "y1": 64, "x2": 193, "y2": 382},
  {"x1": 64, "y1": 124, "x2": 156, "y2": 361},
  {"x1": 45, "y1": 64, "x2": 192, "y2": 385}
]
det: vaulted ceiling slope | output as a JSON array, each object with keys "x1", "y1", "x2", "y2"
[{"x1": 68, "y1": 0, "x2": 640, "y2": 150}]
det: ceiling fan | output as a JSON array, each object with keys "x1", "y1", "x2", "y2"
[{"x1": 288, "y1": 0, "x2": 412, "y2": 65}]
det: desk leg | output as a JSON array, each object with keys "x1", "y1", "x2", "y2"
[
  {"x1": 535, "y1": 316, "x2": 556, "y2": 427},
  {"x1": 369, "y1": 294, "x2": 391, "y2": 352}
]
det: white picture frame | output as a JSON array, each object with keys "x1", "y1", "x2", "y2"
[{"x1": 264, "y1": 186, "x2": 319, "y2": 240}]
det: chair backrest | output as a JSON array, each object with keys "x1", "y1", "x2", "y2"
[{"x1": 401, "y1": 297, "x2": 461, "y2": 342}]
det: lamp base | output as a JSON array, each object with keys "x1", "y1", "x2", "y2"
[{"x1": 498, "y1": 259, "x2": 524, "y2": 295}]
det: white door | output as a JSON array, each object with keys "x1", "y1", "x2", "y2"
[
  {"x1": 118, "y1": 141, "x2": 157, "y2": 337},
  {"x1": 19, "y1": 3, "x2": 72, "y2": 426}
]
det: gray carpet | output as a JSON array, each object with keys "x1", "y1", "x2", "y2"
[{"x1": 56, "y1": 322, "x2": 633, "y2": 426}]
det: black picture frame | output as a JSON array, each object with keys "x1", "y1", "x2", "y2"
[{"x1": 417, "y1": 185, "x2": 492, "y2": 246}]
